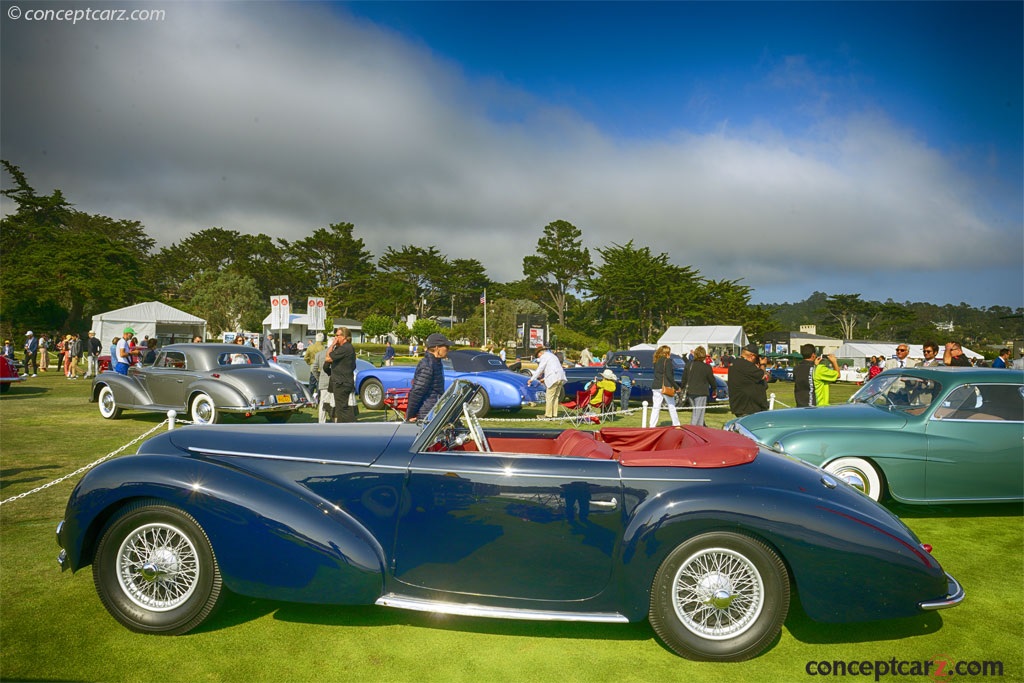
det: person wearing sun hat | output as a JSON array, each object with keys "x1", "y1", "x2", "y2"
[
  {"x1": 589, "y1": 368, "x2": 618, "y2": 410},
  {"x1": 113, "y1": 327, "x2": 136, "y2": 375}
]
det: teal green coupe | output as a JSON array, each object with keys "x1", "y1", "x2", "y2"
[{"x1": 726, "y1": 367, "x2": 1023, "y2": 504}]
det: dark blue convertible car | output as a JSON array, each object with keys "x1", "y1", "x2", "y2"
[{"x1": 56, "y1": 380, "x2": 962, "y2": 661}]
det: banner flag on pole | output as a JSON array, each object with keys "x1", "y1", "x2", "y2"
[
  {"x1": 307, "y1": 297, "x2": 326, "y2": 330},
  {"x1": 270, "y1": 295, "x2": 291, "y2": 330}
]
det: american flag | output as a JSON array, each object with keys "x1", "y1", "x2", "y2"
[{"x1": 480, "y1": 293, "x2": 486, "y2": 304}]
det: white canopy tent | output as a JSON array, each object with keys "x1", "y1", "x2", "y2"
[
  {"x1": 628, "y1": 343, "x2": 658, "y2": 351},
  {"x1": 91, "y1": 302, "x2": 207, "y2": 346},
  {"x1": 656, "y1": 326, "x2": 748, "y2": 356}
]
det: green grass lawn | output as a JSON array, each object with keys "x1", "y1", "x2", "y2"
[{"x1": 1, "y1": 373, "x2": 1021, "y2": 682}]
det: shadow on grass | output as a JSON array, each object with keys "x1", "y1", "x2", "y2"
[
  {"x1": 785, "y1": 592, "x2": 945, "y2": 646},
  {"x1": 0, "y1": 464, "x2": 63, "y2": 491},
  {"x1": 0, "y1": 385, "x2": 50, "y2": 399},
  {"x1": 885, "y1": 501, "x2": 1023, "y2": 519}
]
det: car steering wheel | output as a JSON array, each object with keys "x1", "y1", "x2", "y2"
[{"x1": 462, "y1": 404, "x2": 491, "y2": 453}]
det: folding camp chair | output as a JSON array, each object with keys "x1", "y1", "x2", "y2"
[
  {"x1": 561, "y1": 386, "x2": 597, "y2": 426},
  {"x1": 589, "y1": 388, "x2": 616, "y2": 423},
  {"x1": 382, "y1": 387, "x2": 410, "y2": 422}
]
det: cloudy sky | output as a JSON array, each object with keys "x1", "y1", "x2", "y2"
[{"x1": 2, "y1": 1, "x2": 1021, "y2": 308}]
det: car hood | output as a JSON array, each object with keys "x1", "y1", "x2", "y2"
[
  {"x1": 734, "y1": 403, "x2": 908, "y2": 437},
  {"x1": 140, "y1": 422, "x2": 406, "y2": 463}
]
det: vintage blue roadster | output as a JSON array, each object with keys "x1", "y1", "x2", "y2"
[{"x1": 57, "y1": 380, "x2": 962, "y2": 661}]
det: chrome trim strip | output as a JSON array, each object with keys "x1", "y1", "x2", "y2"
[
  {"x1": 186, "y1": 447, "x2": 367, "y2": 467},
  {"x1": 621, "y1": 477, "x2": 712, "y2": 482},
  {"x1": 375, "y1": 594, "x2": 629, "y2": 623},
  {"x1": 919, "y1": 573, "x2": 965, "y2": 611},
  {"x1": 409, "y1": 466, "x2": 620, "y2": 481}
]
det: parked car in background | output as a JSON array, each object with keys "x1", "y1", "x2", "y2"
[
  {"x1": 91, "y1": 344, "x2": 311, "y2": 424},
  {"x1": 726, "y1": 367, "x2": 1024, "y2": 504},
  {"x1": 356, "y1": 349, "x2": 545, "y2": 417},
  {"x1": 56, "y1": 380, "x2": 962, "y2": 662},
  {"x1": 271, "y1": 354, "x2": 375, "y2": 385},
  {"x1": 0, "y1": 355, "x2": 25, "y2": 393},
  {"x1": 563, "y1": 350, "x2": 729, "y2": 404}
]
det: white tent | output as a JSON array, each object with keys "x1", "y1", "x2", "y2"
[
  {"x1": 836, "y1": 341, "x2": 983, "y2": 367},
  {"x1": 656, "y1": 326, "x2": 748, "y2": 355},
  {"x1": 628, "y1": 343, "x2": 658, "y2": 351},
  {"x1": 91, "y1": 302, "x2": 207, "y2": 345}
]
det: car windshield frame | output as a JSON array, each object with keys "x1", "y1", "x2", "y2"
[
  {"x1": 850, "y1": 372, "x2": 944, "y2": 411},
  {"x1": 411, "y1": 379, "x2": 481, "y2": 453}
]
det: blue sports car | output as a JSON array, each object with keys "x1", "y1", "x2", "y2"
[
  {"x1": 357, "y1": 349, "x2": 545, "y2": 416},
  {"x1": 56, "y1": 380, "x2": 963, "y2": 662}
]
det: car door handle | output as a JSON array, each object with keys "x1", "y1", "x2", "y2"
[{"x1": 590, "y1": 497, "x2": 617, "y2": 509}]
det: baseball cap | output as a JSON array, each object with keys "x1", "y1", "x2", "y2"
[
  {"x1": 425, "y1": 333, "x2": 452, "y2": 348},
  {"x1": 123, "y1": 327, "x2": 135, "y2": 334}
]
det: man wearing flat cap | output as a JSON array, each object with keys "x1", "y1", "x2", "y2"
[
  {"x1": 407, "y1": 332, "x2": 451, "y2": 422},
  {"x1": 728, "y1": 343, "x2": 769, "y2": 417}
]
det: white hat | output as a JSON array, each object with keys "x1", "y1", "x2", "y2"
[
  {"x1": 602, "y1": 368, "x2": 618, "y2": 381},
  {"x1": 25, "y1": 331, "x2": 33, "y2": 336},
  {"x1": 315, "y1": 333, "x2": 324, "y2": 342}
]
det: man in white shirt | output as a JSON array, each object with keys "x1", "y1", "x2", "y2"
[{"x1": 527, "y1": 347, "x2": 566, "y2": 418}]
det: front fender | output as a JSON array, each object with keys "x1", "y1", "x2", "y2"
[
  {"x1": 776, "y1": 429, "x2": 928, "y2": 500},
  {"x1": 59, "y1": 454, "x2": 384, "y2": 605},
  {"x1": 91, "y1": 374, "x2": 152, "y2": 407}
]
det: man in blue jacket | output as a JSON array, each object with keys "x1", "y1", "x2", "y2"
[{"x1": 407, "y1": 333, "x2": 451, "y2": 422}]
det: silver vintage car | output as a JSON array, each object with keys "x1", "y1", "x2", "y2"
[{"x1": 91, "y1": 344, "x2": 311, "y2": 424}]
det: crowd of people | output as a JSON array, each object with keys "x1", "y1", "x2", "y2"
[{"x1": 6, "y1": 324, "x2": 1021, "y2": 429}]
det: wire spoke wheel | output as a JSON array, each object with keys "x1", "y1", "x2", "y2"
[
  {"x1": 673, "y1": 547, "x2": 764, "y2": 639},
  {"x1": 117, "y1": 522, "x2": 200, "y2": 611},
  {"x1": 649, "y1": 532, "x2": 789, "y2": 661},
  {"x1": 94, "y1": 500, "x2": 223, "y2": 634}
]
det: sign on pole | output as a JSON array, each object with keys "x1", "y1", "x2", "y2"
[
  {"x1": 307, "y1": 296, "x2": 326, "y2": 331},
  {"x1": 270, "y1": 295, "x2": 291, "y2": 330}
]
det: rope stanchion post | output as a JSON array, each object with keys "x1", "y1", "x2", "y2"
[
  {"x1": 769, "y1": 392, "x2": 776, "y2": 410},
  {"x1": 167, "y1": 409, "x2": 177, "y2": 430},
  {"x1": 642, "y1": 400, "x2": 649, "y2": 428}
]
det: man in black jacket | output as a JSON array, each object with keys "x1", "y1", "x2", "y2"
[
  {"x1": 728, "y1": 344, "x2": 769, "y2": 417},
  {"x1": 328, "y1": 326, "x2": 358, "y2": 423},
  {"x1": 407, "y1": 333, "x2": 451, "y2": 422},
  {"x1": 793, "y1": 343, "x2": 817, "y2": 407}
]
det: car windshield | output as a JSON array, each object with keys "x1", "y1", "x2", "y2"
[
  {"x1": 411, "y1": 379, "x2": 480, "y2": 453},
  {"x1": 216, "y1": 350, "x2": 267, "y2": 367},
  {"x1": 850, "y1": 373, "x2": 943, "y2": 410}
]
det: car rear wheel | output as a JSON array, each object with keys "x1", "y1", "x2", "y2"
[
  {"x1": 466, "y1": 388, "x2": 490, "y2": 417},
  {"x1": 98, "y1": 385, "x2": 123, "y2": 419},
  {"x1": 93, "y1": 499, "x2": 223, "y2": 634},
  {"x1": 189, "y1": 393, "x2": 220, "y2": 425},
  {"x1": 649, "y1": 532, "x2": 789, "y2": 662},
  {"x1": 359, "y1": 379, "x2": 385, "y2": 410},
  {"x1": 824, "y1": 457, "x2": 885, "y2": 502}
]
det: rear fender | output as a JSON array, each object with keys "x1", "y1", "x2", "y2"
[
  {"x1": 618, "y1": 484, "x2": 947, "y2": 623},
  {"x1": 185, "y1": 379, "x2": 250, "y2": 410},
  {"x1": 61, "y1": 454, "x2": 384, "y2": 605}
]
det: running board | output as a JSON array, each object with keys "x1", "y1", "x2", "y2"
[{"x1": 375, "y1": 594, "x2": 629, "y2": 623}]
